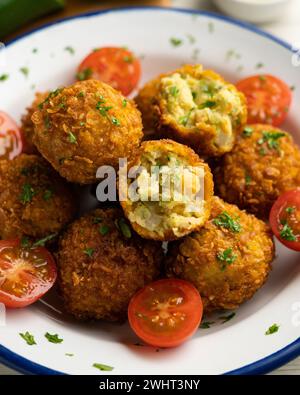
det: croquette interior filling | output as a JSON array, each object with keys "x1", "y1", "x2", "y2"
[
  {"x1": 161, "y1": 72, "x2": 244, "y2": 147},
  {"x1": 127, "y1": 150, "x2": 206, "y2": 237}
]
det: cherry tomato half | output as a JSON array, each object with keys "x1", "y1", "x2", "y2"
[
  {"x1": 269, "y1": 189, "x2": 300, "y2": 251},
  {"x1": 77, "y1": 46, "x2": 141, "y2": 96},
  {"x1": 236, "y1": 75, "x2": 292, "y2": 126},
  {"x1": 128, "y1": 279, "x2": 203, "y2": 348},
  {"x1": 0, "y1": 239, "x2": 57, "y2": 308},
  {"x1": 0, "y1": 111, "x2": 23, "y2": 160}
]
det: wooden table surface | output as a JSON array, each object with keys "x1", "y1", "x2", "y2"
[{"x1": 0, "y1": 0, "x2": 299, "y2": 375}]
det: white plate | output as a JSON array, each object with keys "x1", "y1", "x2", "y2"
[{"x1": 0, "y1": 7, "x2": 299, "y2": 375}]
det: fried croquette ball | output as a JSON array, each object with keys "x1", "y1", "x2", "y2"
[
  {"x1": 165, "y1": 196, "x2": 275, "y2": 312},
  {"x1": 214, "y1": 124, "x2": 300, "y2": 218},
  {"x1": 120, "y1": 139, "x2": 214, "y2": 241},
  {"x1": 31, "y1": 80, "x2": 143, "y2": 184},
  {"x1": 20, "y1": 91, "x2": 49, "y2": 154},
  {"x1": 135, "y1": 65, "x2": 247, "y2": 157},
  {"x1": 57, "y1": 207, "x2": 163, "y2": 321},
  {"x1": 0, "y1": 154, "x2": 77, "y2": 239}
]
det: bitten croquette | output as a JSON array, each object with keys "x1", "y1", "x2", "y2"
[
  {"x1": 214, "y1": 124, "x2": 300, "y2": 218},
  {"x1": 120, "y1": 139, "x2": 214, "y2": 241},
  {"x1": 165, "y1": 196, "x2": 275, "y2": 312},
  {"x1": 31, "y1": 80, "x2": 143, "y2": 184},
  {"x1": 0, "y1": 154, "x2": 77, "y2": 239},
  {"x1": 135, "y1": 65, "x2": 247, "y2": 157},
  {"x1": 57, "y1": 207, "x2": 163, "y2": 321}
]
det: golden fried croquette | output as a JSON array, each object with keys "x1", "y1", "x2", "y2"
[
  {"x1": 20, "y1": 91, "x2": 49, "y2": 154},
  {"x1": 31, "y1": 80, "x2": 143, "y2": 184},
  {"x1": 165, "y1": 196, "x2": 275, "y2": 312},
  {"x1": 135, "y1": 65, "x2": 247, "y2": 157},
  {"x1": 0, "y1": 154, "x2": 77, "y2": 239},
  {"x1": 214, "y1": 124, "x2": 300, "y2": 218},
  {"x1": 120, "y1": 139, "x2": 214, "y2": 241},
  {"x1": 57, "y1": 207, "x2": 163, "y2": 321}
]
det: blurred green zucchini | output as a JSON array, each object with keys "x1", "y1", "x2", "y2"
[{"x1": 0, "y1": 0, "x2": 65, "y2": 39}]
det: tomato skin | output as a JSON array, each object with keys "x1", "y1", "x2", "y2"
[
  {"x1": 0, "y1": 239, "x2": 57, "y2": 308},
  {"x1": 236, "y1": 75, "x2": 292, "y2": 126},
  {"x1": 0, "y1": 111, "x2": 23, "y2": 160},
  {"x1": 269, "y1": 189, "x2": 300, "y2": 251},
  {"x1": 128, "y1": 279, "x2": 203, "y2": 348},
  {"x1": 77, "y1": 47, "x2": 141, "y2": 96}
]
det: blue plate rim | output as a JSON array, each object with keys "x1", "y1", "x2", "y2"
[{"x1": 1, "y1": 5, "x2": 299, "y2": 375}]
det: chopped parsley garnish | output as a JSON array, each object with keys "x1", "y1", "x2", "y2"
[
  {"x1": 186, "y1": 33, "x2": 196, "y2": 44},
  {"x1": 179, "y1": 108, "x2": 194, "y2": 126},
  {"x1": 259, "y1": 75, "x2": 266, "y2": 83},
  {"x1": 265, "y1": 323, "x2": 279, "y2": 335},
  {"x1": 65, "y1": 353, "x2": 74, "y2": 357},
  {"x1": 286, "y1": 206, "x2": 295, "y2": 214},
  {"x1": 170, "y1": 86, "x2": 180, "y2": 97},
  {"x1": 257, "y1": 131, "x2": 285, "y2": 151},
  {"x1": 20, "y1": 67, "x2": 29, "y2": 78},
  {"x1": 243, "y1": 126, "x2": 253, "y2": 137},
  {"x1": 200, "y1": 321, "x2": 214, "y2": 329},
  {"x1": 122, "y1": 99, "x2": 127, "y2": 107},
  {"x1": 68, "y1": 131, "x2": 77, "y2": 144},
  {"x1": 45, "y1": 332, "x2": 63, "y2": 344},
  {"x1": 65, "y1": 46, "x2": 75, "y2": 55},
  {"x1": 219, "y1": 312, "x2": 236, "y2": 324},
  {"x1": 217, "y1": 248, "x2": 237, "y2": 270},
  {"x1": 192, "y1": 91, "x2": 197, "y2": 99},
  {"x1": 245, "y1": 174, "x2": 251, "y2": 186},
  {"x1": 21, "y1": 237, "x2": 31, "y2": 248},
  {"x1": 77, "y1": 91, "x2": 85, "y2": 98},
  {"x1": 0, "y1": 73, "x2": 9, "y2": 81},
  {"x1": 20, "y1": 183, "x2": 35, "y2": 204},
  {"x1": 99, "y1": 224, "x2": 109, "y2": 236},
  {"x1": 208, "y1": 22, "x2": 214, "y2": 33},
  {"x1": 213, "y1": 212, "x2": 242, "y2": 233},
  {"x1": 256, "y1": 62, "x2": 264, "y2": 69},
  {"x1": 44, "y1": 115, "x2": 51, "y2": 129},
  {"x1": 290, "y1": 85, "x2": 295, "y2": 91},
  {"x1": 38, "y1": 88, "x2": 63, "y2": 109},
  {"x1": 123, "y1": 55, "x2": 133, "y2": 63},
  {"x1": 84, "y1": 247, "x2": 95, "y2": 258},
  {"x1": 93, "y1": 363, "x2": 114, "y2": 372},
  {"x1": 199, "y1": 100, "x2": 216, "y2": 109},
  {"x1": 111, "y1": 116, "x2": 121, "y2": 126},
  {"x1": 32, "y1": 233, "x2": 58, "y2": 247},
  {"x1": 92, "y1": 216, "x2": 102, "y2": 224},
  {"x1": 170, "y1": 37, "x2": 183, "y2": 47},
  {"x1": 280, "y1": 223, "x2": 296, "y2": 241},
  {"x1": 96, "y1": 99, "x2": 113, "y2": 117},
  {"x1": 76, "y1": 67, "x2": 92, "y2": 81},
  {"x1": 20, "y1": 332, "x2": 36, "y2": 345},
  {"x1": 117, "y1": 218, "x2": 132, "y2": 238},
  {"x1": 32, "y1": 48, "x2": 38, "y2": 54},
  {"x1": 259, "y1": 147, "x2": 266, "y2": 156}
]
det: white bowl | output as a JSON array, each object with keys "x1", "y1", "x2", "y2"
[
  {"x1": 213, "y1": 0, "x2": 292, "y2": 24},
  {"x1": 0, "y1": 7, "x2": 299, "y2": 375}
]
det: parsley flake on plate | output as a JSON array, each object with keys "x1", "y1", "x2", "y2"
[
  {"x1": 265, "y1": 323, "x2": 279, "y2": 335},
  {"x1": 20, "y1": 67, "x2": 29, "y2": 78},
  {"x1": 257, "y1": 130, "x2": 286, "y2": 151},
  {"x1": 0, "y1": 73, "x2": 9, "y2": 81},
  {"x1": 19, "y1": 331, "x2": 36, "y2": 345},
  {"x1": 200, "y1": 321, "x2": 215, "y2": 329},
  {"x1": 45, "y1": 332, "x2": 63, "y2": 344},
  {"x1": 219, "y1": 312, "x2": 236, "y2": 324},
  {"x1": 93, "y1": 363, "x2": 114, "y2": 372},
  {"x1": 170, "y1": 37, "x2": 183, "y2": 47},
  {"x1": 68, "y1": 131, "x2": 77, "y2": 144},
  {"x1": 99, "y1": 224, "x2": 109, "y2": 236},
  {"x1": 65, "y1": 46, "x2": 75, "y2": 55},
  {"x1": 76, "y1": 67, "x2": 92, "y2": 81}
]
